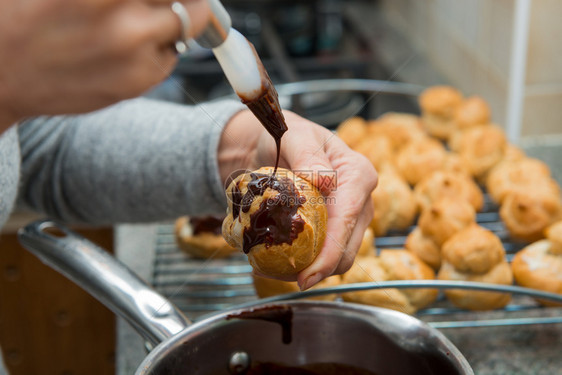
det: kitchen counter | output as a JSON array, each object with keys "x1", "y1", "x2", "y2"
[{"x1": 115, "y1": 136, "x2": 562, "y2": 374}]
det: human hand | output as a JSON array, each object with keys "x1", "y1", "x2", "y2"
[
  {"x1": 0, "y1": 0, "x2": 209, "y2": 128},
  {"x1": 219, "y1": 109, "x2": 378, "y2": 290}
]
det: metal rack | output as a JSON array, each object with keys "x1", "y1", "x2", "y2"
[
  {"x1": 150, "y1": 191, "x2": 562, "y2": 328},
  {"x1": 150, "y1": 79, "x2": 562, "y2": 328}
]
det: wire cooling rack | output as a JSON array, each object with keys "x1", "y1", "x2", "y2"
[
  {"x1": 151, "y1": 79, "x2": 562, "y2": 328},
  {"x1": 150, "y1": 191, "x2": 562, "y2": 328}
]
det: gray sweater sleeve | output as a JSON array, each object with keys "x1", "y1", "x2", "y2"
[{"x1": 17, "y1": 97, "x2": 245, "y2": 225}]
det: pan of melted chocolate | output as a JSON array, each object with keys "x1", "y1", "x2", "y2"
[
  {"x1": 138, "y1": 301, "x2": 472, "y2": 375},
  {"x1": 20, "y1": 222, "x2": 472, "y2": 375}
]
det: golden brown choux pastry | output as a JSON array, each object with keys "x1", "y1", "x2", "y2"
[
  {"x1": 354, "y1": 133, "x2": 395, "y2": 171},
  {"x1": 500, "y1": 190, "x2": 562, "y2": 242},
  {"x1": 441, "y1": 153, "x2": 471, "y2": 176},
  {"x1": 357, "y1": 227, "x2": 376, "y2": 257},
  {"x1": 370, "y1": 166, "x2": 417, "y2": 236},
  {"x1": 438, "y1": 225, "x2": 513, "y2": 310},
  {"x1": 367, "y1": 112, "x2": 426, "y2": 151},
  {"x1": 418, "y1": 197, "x2": 476, "y2": 247},
  {"x1": 395, "y1": 137, "x2": 448, "y2": 186},
  {"x1": 175, "y1": 216, "x2": 238, "y2": 259},
  {"x1": 502, "y1": 144, "x2": 526, "y2": 162},
  {"x1": 545, "y1": 220, "x2": 562, "y2": 255},
  {"x1": 252, "y1": 274, "x2": 341, "y2": 301},
  {"x1": 454, "y1": 96, "x2": 491, "y2": 130},
  {"x1": 340, "y1": 256, "x2": 416, "y2": 315},
  {"x1": 341, "y1": 251, "x2": 438, "y2": 314},
  {"x1": 378, "y1": 249, "x2": 439, "y2": 310},
  {"x1": 336, "y1": 116, "x2": 368, "y2": 149},
  {"x1": 454, "y1": 125, "x2": 507, "y2": 180},
  {"x1": 222, "y1": 167, "x2": 327, "y2": 278},
  {"x1": 414, "y1": 170, "x2": 484, "y2": 212},
  {"x1": 486, "y1": 157, "x2": 556, "y2": 204},
  {"x1": 511, "y1": 223, "x2": 562, "y2": 306},
  {"x1": 405, "y1": 227, "x2": 442, "y2": 271},
  {"x1": 419, "y1": 86, "x2": 463, "y2": 140}
]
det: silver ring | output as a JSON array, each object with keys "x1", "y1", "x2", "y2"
[{"x1": 171, "y1": 2, "x2": 191, "y2": 55}]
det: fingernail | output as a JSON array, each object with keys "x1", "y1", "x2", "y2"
[{"x1": 299, "y1": 273, "x2": 323, "y2": 291}]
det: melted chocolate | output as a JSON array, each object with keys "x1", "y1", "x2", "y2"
[
  {"x1": 241, "y1": 173, "x2": 284, "y2": 213},
  {"x1": 231, "y1": 181, "x2": 244, "y2": 220},
  {"x1": 237, "y1": 42, "x2": 287, "y2": 174},
  {"x1": 246, "y1": 362, "x2": 378, "y2": 375},
  {"x1": 189, "y1": 216, "x2": 224, "y2": 236},
  {"x1": 226, "y1": 305, "x2": 293, "y2": 344},
  {"x1": 239, "y1": 173, "x2": 306, "y2": 254}
]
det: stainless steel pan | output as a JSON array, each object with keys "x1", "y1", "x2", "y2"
[{"x1": 18, "y1": 219, "x2": 474, "y2": 375}]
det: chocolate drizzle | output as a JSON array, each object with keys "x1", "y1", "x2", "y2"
[
  {"x1": 236, "y1": 173, "x2": 306, "y2": 254},
  {"x1": 231, "y1": 181, "x2": 244, "y2": 220},
  {"x1": 237, "y1": 43, "x2": 287, "y2": 174},
  {"x1": 189, "y1": 216, "x2": 223, "y2": 235}
]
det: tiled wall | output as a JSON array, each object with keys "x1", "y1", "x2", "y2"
[{"x1": 381, "y1": 0, "x2": 561, "y2": 138}]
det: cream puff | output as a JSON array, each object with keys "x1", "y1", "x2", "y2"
[
  {"x1": 414, "y1": 170, "x2": 484, "y2": 212},
  {"x1": 357, "y1": 227, "x2": 376, "y2": 257},
  {"x1": 378, "y1": 249, "x2": 439, "y2": 310},
  {"x1": 511, "y1": 221, "x2": 562, "y2": 307},
  {"x1": 341, "y1": 256, "x2": 415, "y2": 314},
  {"x1": 370, "y1": 166, "x2": 417, "y2": 236},
  {"x1": 438, "y1": 225, "x2": 513, "y2": 310},
  {"x1": 341, "y1": 250, "x2": 438, "y2": 314},
  {"x1": 175, "y1": 216, "x2": 238, "y2": 259},
  {"x1": 486, "y1": 157, "x2": 556, "y2": 204},
  {"x1": 405, "y1": 227, "x2": 442, "y2": 271},
  {"x1": 417, "y1": 197, "x2": 476, "y2": 247},
  {"x1": 454, "y1": 125, "x2": 507, "y2": 181},
  {"x1": 354, "y1": 133, "x2": 395, "y2": 171},
  {"x1": 336, "y1": 116, "x2": 368, "y2": 149},
  {"x1": 500, "y1": 190, "x2": 562, "y2": 242},
  {"x1": 367, "y1": 112, "x2": 426, "y2": 151},
  {"x1": 222, "y1": 167, "x2": 327, "y2": 278},
  {"x1": 419, "y1": 85, "x2": 464, "y2": 140},
  {"x1": 454, "y1": 95, "x2": 491, "y2": 130},
  {"x1": 395, "y1": 137, "x2": 448, "y2": 186}
]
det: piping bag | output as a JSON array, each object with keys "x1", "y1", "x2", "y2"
[{"x1": 195, "y1": 0, "x2": 287, "y2": 169}]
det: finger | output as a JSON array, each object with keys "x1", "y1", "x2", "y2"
[
  {"x1": 297, "y1": 186, "x2": 369, "y2": 290},
  {"x1": 149, "y1": 0, "x2": 211, "y2": 46},
  {"x1": 332, "y1": 197, "x2": 374, "y2": 275},
  {"x1": 297, "y1": 151, "x2": 377, "y2": 290}
]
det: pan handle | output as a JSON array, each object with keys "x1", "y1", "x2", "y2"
[{"x1": 17, "y1": 219, "x2": 191, "y2": 346}]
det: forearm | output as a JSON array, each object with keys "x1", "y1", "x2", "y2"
[{"x1": 17, "y1": 97, "x2": 245, "y2": 225}]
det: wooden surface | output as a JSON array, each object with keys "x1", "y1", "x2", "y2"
[{"x1": 0, "y1": 226, "x2": 115, "y2": 375}]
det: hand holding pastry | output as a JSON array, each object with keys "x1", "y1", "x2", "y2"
[{"x1": 218, "y1": 110, "x2": 378, "y2": 289}]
